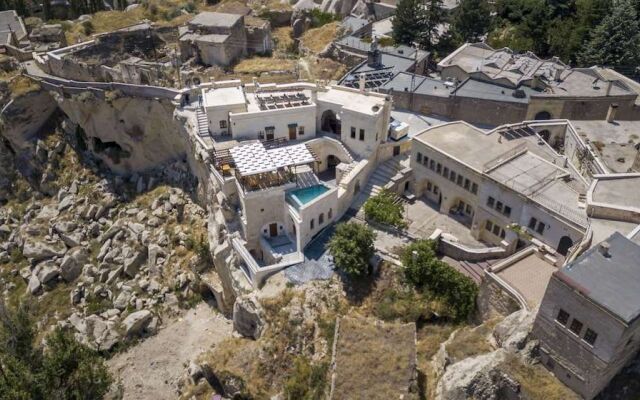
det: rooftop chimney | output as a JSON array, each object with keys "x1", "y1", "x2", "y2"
[
  {"x1": 598, "y1": 242, "x2": 611, "y2": 258},
  {"x1": 367, "y1": 37, "x2": 382, "y2": 68},
  {"x1": 359, "y1": 73, "x2": 366, "y2": 92},
  {"x1": 606, "y1": 103, "x2": 619, "y2": 123},
  {"x1": 554, "y1": 68, "x2": 563, "y2": 82},
  {"x1": 606, "y1": 80, "x2": 614, "y2": 96}
]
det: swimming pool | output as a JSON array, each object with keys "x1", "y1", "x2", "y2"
[{"x1": 287, "y1": 185, "x2": 329, "y2": 208}]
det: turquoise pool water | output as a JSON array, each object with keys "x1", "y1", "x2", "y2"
[{"x1": 287, "y1": 185, "x2": 329, "y2": 208}]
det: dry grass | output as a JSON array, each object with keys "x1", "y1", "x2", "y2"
[
  {"x1": 303, "y1": 56, "x2": 348, "y2": 80},
  {"x1": 8, "y1": 75, "x2": 41, "y2": 98},
  {"x1": 300, "y1": 22, "x2": 341, "y2": 54},
  {"x1": 500, "y1": 354, "x2": 580, "y2": 400},
  {"x1": 445, "y1": 318, "x2": 500, "y2": 363},
  {"x1": 272, "y1": 26, "x2": 295, "y2": 54},
  {"x1": 233, "y1": 56, "x2": 296, "y2": 74},
  {"x1": 331, "y1": 316, "x2": 417, "y2": 399}
]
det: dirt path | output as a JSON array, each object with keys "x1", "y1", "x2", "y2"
[{"x1": 108, "y1": 302, "x2": 233, "y2": 400}]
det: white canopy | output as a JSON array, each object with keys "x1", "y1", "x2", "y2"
[{"x1": 230, "y1": 142, "x2": 316, "y2": 176}]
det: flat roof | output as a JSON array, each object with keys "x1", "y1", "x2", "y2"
[
  {"x1": 454, "y1": 79, "x2": 537, "y2": 104},
  {"x1": 570, "y1": 120, "x2": 640, "y2": 173},
  {"x1": 189, "y1": 12, "x2": 243, "y2": 28},
  {"x1": 591, "y1": 175, "x2": 640, "y2": 209},
  {"x1": 203, "y1": 86, "x2": 246, "y2": 108},
  {"x1": 556, "y1": 232, "x2": 640, "y2": 324},
  {"x1": 542, "y1": 68, "x2": 632, "y2": 98},
  {"x1": 0, "y1": 10, "x2": 26, "y2": 40},
  {"x1": 317, "y1": 87, "x2": 386, "y2": 115},
  {"x1": 382, "y1": 72, "x2": 455, "y2": 98},
  {"x1": 488, "y1": 152, "x2": 569, "y2": 194}
]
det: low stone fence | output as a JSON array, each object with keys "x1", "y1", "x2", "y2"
[
  {"x1": 1, "y1": 44, "x2": 33, "y2": 61},
  {"x1": 438, "y1": 236, "x2": 509, "y2": 262}
]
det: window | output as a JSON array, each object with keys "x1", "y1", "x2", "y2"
[
  {"x1": 319, "y1": 213, "x2": 324, "y2": 224},
  {"x1": 436, "y1": 163, "x2": 442, "y2": 173},
  {"x1": 471, "y1": 183, "x2": 478, "y2": 194},
  {"x1": 359, "y1": 129, "x2": 365, "y2": 141},
  {"x1": 486, "y1": 221, "x2": 493, "y2": 231},
  {"x1": 350, "y1": 127, "x2": 356, "y2": 139},
  {"x1": 265, "y1": 126, "x2": 275, "y2": 140},
  {"x1": 449, "y1": 171, "x2": 456, "y2": 182},
  {"x1": 569, "y1": 319, "x2": 583, "y2": 335},
  {"x1": 464, "y1": 178, "x2": 470, "y2": 190},
  {"x1": 417, "y1": 152, "x2": 423, "y2": 163},
  {"x1": 423, "y1": 156, "x2": 429, "y2": 166},
  {"x1": 298, "y1": 126, "x2": 305, "y2": 135},
  {"x1": 536, "y1": 222, "x2": 545, "y2": 234},
  {"x1": 487, "y1": 197, "x2": 495, "y2": 207},
  {"x1": 583, "y1": 328, "x2": 598, "y2": 346},
  {"x1": 429, "y1": 160, "x2": 435, "y2": 170},
  {"x1": 504, "y1": 206, "x2": 512, "y2": 217},
  {"x1": 427, "y1": 182, "x2": 432, "y2": 191},
  {"x1": 500, "y1": 229, "x2": 506, "y2": 239},
  {"x1": 496, "y1": 201, "x2": 503, "y2": 212},
  {"x1": 219, "y1": 120, "x2": 227, "y2": 129},
  {"x1": 433, "y1": 186, "x2": 439, "y2": 195},
  {"x1": 492, "y1": 224, "x2": 501, "y2": 236},
  {"x1": 443, "y1": 166, "x2": 449, "y2": 177},
  {"x1": 456, "y1": 175, "x2": 463, "y2": 186},
  {"x1": 528, "y1": 217, "x2": 538, "y2": 230},
  {"x1": 556, "y1": 309, "x2": 570, "y2": 325},
  {"x1": 465, "y1": 204, "x2": 472, "y2": 214},
  {"x1": 310, "y1": 219, "x2": 315, "y2": 230},
  {"x1": 328, "y1": 208, "x2": 333, "y2": 219}
]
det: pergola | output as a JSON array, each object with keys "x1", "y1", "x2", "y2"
[{"x1": 229, "y1": 142, "x2": 317, "y2": 191}]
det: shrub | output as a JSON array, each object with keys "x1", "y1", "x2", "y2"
[
  {"x1": 401, "y1": 240, "x2": 478, "y2": 321},
  {"x1": 308, "y1": 9, "x2": 340, "y2": 27},
  {"x1": 0, "y1": 302, "x2": 112, "y2": 399},
  {"x1": 327, "y1": 222, "x2": 376, "y2": 276},
  {"x1": 283, "y1": 356, "x2": 329, "y2": 400},
  {"x1": 363, "y1": 189, "x2": 407, "y2": 229}
]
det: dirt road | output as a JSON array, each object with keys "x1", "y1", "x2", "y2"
[{"x1": 108, "y1": 302, "x2": 233, "y2": 399}]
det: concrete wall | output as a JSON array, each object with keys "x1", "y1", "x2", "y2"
[
  {"x1": 527, "y1": 96, "x2": 640, "y2": 121},
  {"x1": 239, "y1": 183, "x2": 293, "y2": 249},
  {"x1": 291, "y1": 186, "x2": 338, "y2": 249},
  {"x1": 230, "y1": 104, "x2": 317, "y2": 141}
]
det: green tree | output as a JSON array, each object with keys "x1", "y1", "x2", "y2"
[
  {"x1": 578, "y1": 0, "x2": 640, "y2": 68},
  {"x1": 392, "y1": 0, "x2": 427, "y2": 46},
  {"x1": 401, "y1": 240, "x2": 477, "y2": 321},
  {"x1": 418, "y1": 0, "x2": 445, "y2": 49},
  {"x1": 0, "y1": 302, "x2": 112, "y2": 400},
  {"x1": 452, "y1": 0, "x2": 492, "y2": 42},
  {"x1": 363, "y1": 189, "x2": 407, "y2": 229},
  {"x1": 327, "y1": 222, "x2": 376, "y2": 276}
]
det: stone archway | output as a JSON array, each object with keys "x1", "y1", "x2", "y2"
[
  {"x1": 557, "y1": 235, "x2": 574, "y2": 256},
  {"x1": 535, "y1": 111, "x2": 552, "y2": 120},
  {"x1": 321, "y1": 110, "x2": 341, "y2": 134}
]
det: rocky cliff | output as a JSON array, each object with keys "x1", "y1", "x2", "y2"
[{"x1": 52, "y1": 90, "x2": 187, "y2": 174}]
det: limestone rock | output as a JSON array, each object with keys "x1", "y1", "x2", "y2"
[
  {"x1": 27, "y1": 274, "x2": 42, "y2": 295},
  {"x1": 123, "y1": 247, "x2": 147, "y2": 278},
  {"x1": 232, "y1": 294, "x2": 265, "y2": 339},
  {"x1": 493, "y1": 310, "x2": 536, "y2": 353},
  {"x1": 36, "y1": 263, "x2": 60, "y2": 284},
  {"x1": 436, "y1": 349, "x2": 519, "y2": 400},
  {"x1": 122, "y1": 310, "x2": 153, "y2": 336},
  {"x1": 22, "y1": 238, "x2": 65, "y2": 262},
  {"x1": 59, "y1": 247, "x2": 88, "y2": 282}
]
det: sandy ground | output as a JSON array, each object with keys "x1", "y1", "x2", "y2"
[{"x1": 108, "y1": 302, "x2": 233, "y2": 400}]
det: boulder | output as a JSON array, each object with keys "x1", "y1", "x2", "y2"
[
  {"x1": 113, "y1": 290, "x2": 132, "y2": 311},
  {"x1": 36, "y1": 263, "x2": 60, "y2": 284},
  {"x1": 59, "y1": 247, "x2": 88, "y2": 282},
  {"x1": 232, "y1": 294, "x2": 265, "y2": 339},
  {"x1": 22, "y1": 238, "x2": 65, "y2": 262},
  {"x1": 493, "y1": 310, "x2": 536, "y2": 353},
  {"x1": 122, "y1": 310, "x2": 152, "y2": 337},
  {"x1": 124, "y1": 247, "x2": 147, "y2": 277},
  {"x1": 85, "y1": 314, "x2": 122, "y2": 351},
  {"x1": 436, "y1": 349, "x2": 520, "y2": 400},
  {"x1": 27, "y1": 274, "x2": 42, "y2": 295}
]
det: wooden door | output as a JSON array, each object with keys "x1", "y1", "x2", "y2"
[
  {"x1": 269, "y1": 223, "x2": 278, "y2": 237},
  {"x1": 289, "y1": 125, "x2": 296, "y2": 140}
]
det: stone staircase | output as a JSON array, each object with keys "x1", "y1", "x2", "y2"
[
  {"x1": 350, "y1": 154, "x2": 411, "y2": 210},
  {"x1": 195, "y1": 108, "x2": 209, "y2": 137}
]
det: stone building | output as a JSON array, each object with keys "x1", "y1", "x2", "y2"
[
  {"x1": 179, "y1": 12, "x2": 272, "y2": 67},
  {"x1": 381, "y1": 42, "x2": 640, "y2": 126},
  {"x1": 410, "y1": 121, "x2": 589, "y2": 256},
  {"x1": 532, "y1": 231, "x2": 640, "y2": 399},
  {"x1": 0, "y1": 10, "x2": 28, "y2": 47}
]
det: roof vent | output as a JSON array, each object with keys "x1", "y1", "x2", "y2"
[{"x1": 599, "y1": 242, "x2": 611, "y2": 258}]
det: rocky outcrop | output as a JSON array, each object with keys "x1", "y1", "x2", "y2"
[
  {"x1": 493, "y1": 310, "x2": 537, "y2": 354},
  {"x1": 0, "y1": 87, "x2": 57, "y2": 151},
  {"x1": 122, "y1": 310, "x2": 153, "y2": 337},
  {"x1": 52, "y1": 91, "x2": 187, "y2": 173},
  {"x1": 232, "y1": 294, "x2": 265, "y2": 339}
]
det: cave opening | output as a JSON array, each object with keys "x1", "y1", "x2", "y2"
[{"x1": 92, "y1": 137, "x2": 131, "y2": 164}]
